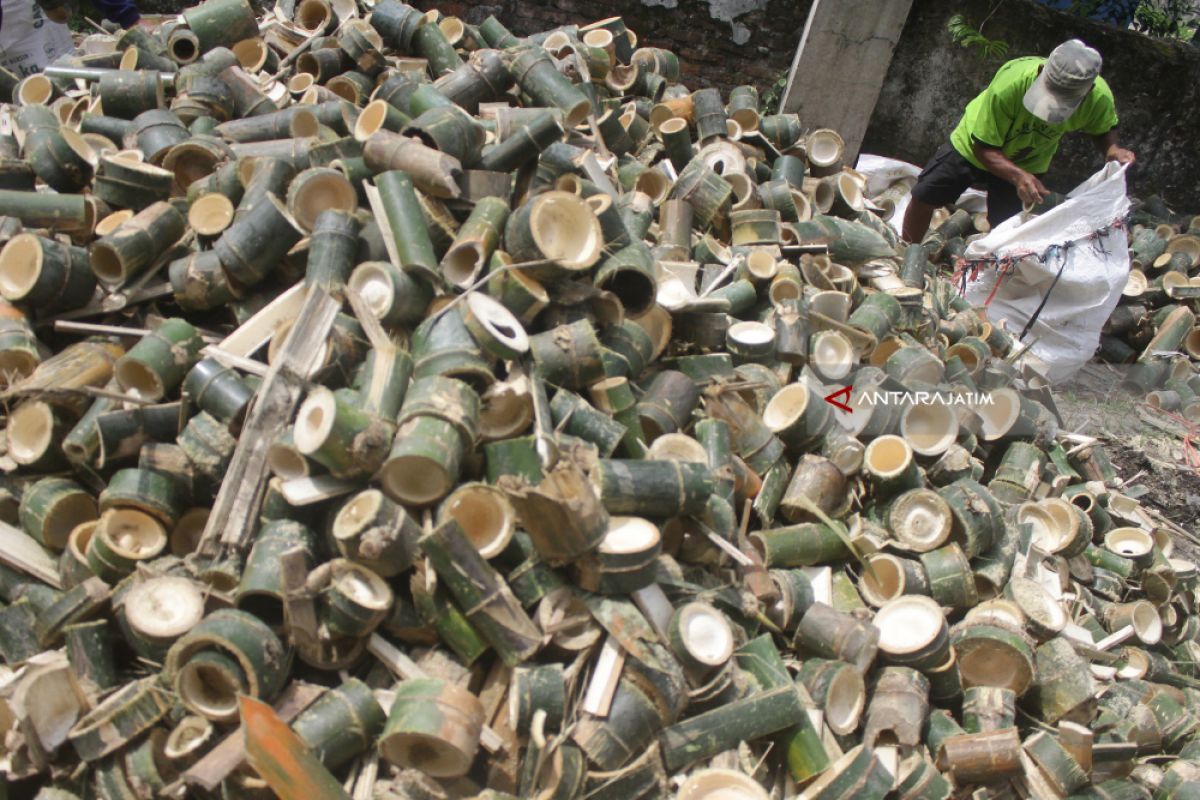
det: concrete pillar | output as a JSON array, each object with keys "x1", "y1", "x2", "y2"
[{"x1": 780, "y1": 0, "x2": 915, "y2": 163}]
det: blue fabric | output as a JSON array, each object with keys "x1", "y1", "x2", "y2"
[
  {"x1": 90, "y1": 0, "x2": 138, "y2": 27},
  {"x1": 1030, "y1": 0, "x2": 1137, "y2": 26}
]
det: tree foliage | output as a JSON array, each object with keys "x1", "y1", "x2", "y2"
[{"x1": 947, "y1": 14, "x2": 1012, "y2": 60}]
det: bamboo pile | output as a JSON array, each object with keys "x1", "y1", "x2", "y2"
[{"x1": 0, "y1": 2, "x2": 1196, "y2": 799}]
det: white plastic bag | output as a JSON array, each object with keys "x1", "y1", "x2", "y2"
[
  {"x1": 0, "y1": 0, "x2": 75, "y2": 79},
  {"x1": 963, "y1": 162, "x2": 1131, "y2": 383},
  {"x1": 855, "y1": 153, "x2": 987, "y2": 236}
]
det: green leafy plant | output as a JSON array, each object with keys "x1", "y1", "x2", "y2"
[
  {"x1": 947, "y1": 13, "x2": 1012, "y2": 60},
  {"x1": 1131, "y1": 0, "x2": 1199, "y2": 39},
  {"x1": 760, "y1": 72, "x2": 789, "y2": 116}
]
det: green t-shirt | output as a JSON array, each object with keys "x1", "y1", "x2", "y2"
[{"x1": 950, "y1": 56, "x2": 1118, "y2": 174}]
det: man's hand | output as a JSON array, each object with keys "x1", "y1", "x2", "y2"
[
  {"x1": 1014, "y1": 172, "x2": 1050, "y2": 207},
  {"x1": 1106, "y1": 145, "x2": 1136, "y2": 165}
]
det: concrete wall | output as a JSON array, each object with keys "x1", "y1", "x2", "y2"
[{"x1": 862, "y1": 0, "x2": 1200, "y2": 209}]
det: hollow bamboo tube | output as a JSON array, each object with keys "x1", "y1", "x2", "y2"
[
  {"x1": 594, "y1": 242, "x2": 657, "y2": 318},
  {"x1": 332, "y1": 489, "x2": 419, "y2": 577},
  {"x1": 671, "y1": 158, "x2": 732, "y2": 230},
  {"x1": 98, "y1": 71, "x2": 164, "y2": 119},
  {"x1": 1023, "y1": 730, "x2": 1088, "y2": 795},
  {"x1": 292, "y1": 678, "x2": 385, "y2": 770},
  {"x1": 411, "y1": 575, "x2": 490, "y2": 665},
  {"x1": 120, "y1": 574, "x2": 206, "y2": 661},
  {"x1": 28, "y1": 127, "x2": 97, "y2": 193},
  {"x1": 87, "y1": 508, "x2": 167, "y2": 583},
  {"x1": 411, "y1": 307, "x2": 493, "y2": 389},
  {"x1": 590, "y1": 376, "x2": 649, "y2": 458},
  {"x1": 862, "y1": 667, "x2": 929, "y2": 749},
  {"x1": 348, "y1": 260, "x2": 432, "y2": 326},
  {"x1": 688, "y1": 88, "x2": 725, "y2": 144},
  {"x1": 962, "y1": 686, "x2": 1016, "y2": 733},
  {"x1": 183, "y1": 358, "x2": 252, "y2": 427},
  {"x1": 660, "y1": 684, "x2": 806, "y2": 772},
  {"x1": 525, "y1": 320, "x2": 605, "y2": 390},
  {"x1": 364, "y1": 131, "x2": 463, "y2": 199},
  {"x1": 549, "y1": 389, "x2": 626, "y2": 457},
  {"x1": 303, "y1": 208, "x2": 360, "y2": 296},
  {"x1": 937, "y1": 728, "x2": 1023, "y2": 783},
  {"x1": 381, "y1": 678, "x2": 484, "y2": 778},
  {"x1": 236, "y1": 520, "x2": 316, "y2": 629},
  {"x1": 752, "y1": 522, "x2": 849, "y2": 568},
  {"x1": 795, "y1": 602, "x2": 879, "y2": 674},
  {"x1": 19, "y1": 477, "x2": 98, "y2": 550},
  {"x1": 114, "y1": 317, "x2": 204, "y2": 401},
  {"x1": 166, "y1": 609, "x2": 288, "y2": 721},
  {"x1": 372, "y1": 169, "x2": 440, "y2": 284},
  {"x1": 440, "y1": 196, "x2": 509, "y2": 288},
  {"x1": 434, "y1": 49, "x2": 514, "y2": 114},
  {"x1": 637, "y1": 370, "x2": 700, "y2": 440},
  {"x1": 413, "y1": 20, "x2": 463, "y2": 76},
  {"x1": 183, "y1": 0, "x2": 258, "y2": 52},
  {"x1": 294, "y1": 386, "x2": 394, "y2": 479},
  {"x1": 319, "y1": 558, "x2": 393, "y2": 638},
  {"x1": 395, "y1": 375, "x2": 479, "y2": 448},
  {"x1": 213, "y1": 191, "x2": 302, "y2": 287},
  {"x1": 919, "y1": 543, "x2": 977, "y2": 611},
  {"x1": 508, "y1": 45, "x2": 592, "y2": 128},
  {"x1": 499, "y1": 455, "x2": 609, "y2": 566},
  {"x1": 419, "y1": 518, "x2": 542, "y2": 666},
  {"x1": 592, "y1": 459, "x2": 714, "y2": 518},
  {"x1": 779, "y1": 453, "x2": 847, "y2": 524},
  {"x1": 99, "y1": 467, "x2": 184, "y2": 528},
  {"x1": 478, "y1": 108, "x2": 563, "y2": 172},
  {"x1": 504, "y1": 190, "x2": 605, "y2": 282}
]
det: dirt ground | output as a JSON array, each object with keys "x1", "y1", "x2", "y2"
[{"x1": 1055, "y1": 361, "x2": 1200, "y2": 559}]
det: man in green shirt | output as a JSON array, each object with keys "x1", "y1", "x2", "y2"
[{"x1": 901, "y1": 39, "x2": 1135, "y2": 243}]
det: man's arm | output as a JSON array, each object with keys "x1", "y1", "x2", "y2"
[
  {"x1": 1091, "y1": 129, "x2": 1136, "y2": 165},
  {"x1": 972, "y1": 141, "x2": 1050, "y2": 207}
]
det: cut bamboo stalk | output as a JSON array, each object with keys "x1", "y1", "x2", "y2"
[
  {"x1": 419, "y1": 518, "x2": 542, "y2": 666},
  {"x1": 936, "y1": 727, "x2": 1023, "y2": 784},
  {"x1": 660, "y1": 684, "x2": 807, "y2": 772},
  {"x1": 796, "y1": 657, "x2": 865, "y2": 736},
  {"x1": 863, "y1": 666, "x2": 929, "y2": 748},
  {"x1": 166, "y1": 609, "x2": 289, "y2": 722},
  {"x1": 67, "y1": 675, "x2": 172, "y2": 762},
  {"x1": 873, "y1": 594, "x2": 949, "y2": 671},
  {"x1": 332, "y1": 489, "x2": 420, "y2": 577},
  {"x1": 379, "y1": 679, "x2": 484, "y2": 778},
  {"x1": 237, "y1": 520, "x2": 316, "y2": 630},
  {"x1": 318, "y1": 559, "x2": 394, "y2": 638},
  {"x1": 795, "y1": 602, "x2": 879, "y2": 674},
  {"x1": 509, "y1": 46, "x2": 592, "y2": 127},
  {"x1": 121, "y1": 574, "x2": 207, "y2": 661},
  {"x1": 294, "y1": 386, "x2": 393, "y2": 479},
  {"x1": 0, "y1": 233, "x2": 95, "y2": 313},
  {"x1": 292, "y1": 679, "x2": 385, "y2": 771},
  {"x1": 950, "y1": 622, "x2": 1035, "y2": 696},
  {"x1": 114, "y1": 317, "x2": 204, "y2": 400},
  {"x1": 592, "y1": 458, "x2": 714, "y2": 518}
]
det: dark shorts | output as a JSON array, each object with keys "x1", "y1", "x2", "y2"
[{"x1": 911, "y1": 143, "x2": 1036, "y2": 227}]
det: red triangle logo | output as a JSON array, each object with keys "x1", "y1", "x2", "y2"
[{"x1": 824, "y1": 385, "x2": 853, "y2": 413}]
